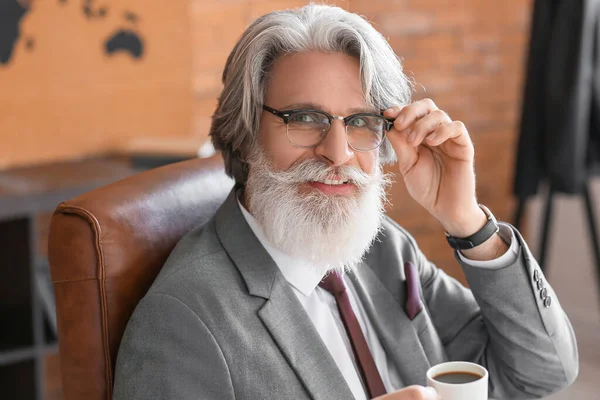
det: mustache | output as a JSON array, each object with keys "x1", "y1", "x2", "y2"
[{"x1": 260, "y1": 158, "x2": 375, "y2": 188}]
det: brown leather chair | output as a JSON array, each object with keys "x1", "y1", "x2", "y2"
[{"x1": 47, "y1": 155, "x2": 233, "y2": 400}]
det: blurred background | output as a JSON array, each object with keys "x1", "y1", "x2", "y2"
[{"x1": 0, "y1": 0, "x2": 598, "y2": 399}]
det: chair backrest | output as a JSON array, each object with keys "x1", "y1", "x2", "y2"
[{"x1": 48, "y1": 155, "x2": 233, "y2": 400}]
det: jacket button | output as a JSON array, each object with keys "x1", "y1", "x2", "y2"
[
  {"x1": 544, "y1": 296, "x2": 552, "y2": 308},
  {"x1": 537, "y1": 278, "x2": 544, "y2": 290},
  {"x1": 533, "y1": 269, "x2": 540, "y2": 282},
  {"x1": 540, "y1": 287, "x2": 548, "y2": 300}
]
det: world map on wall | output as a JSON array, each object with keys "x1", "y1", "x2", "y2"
[{"x1": 0, "y1": 0, "x2": 145, "y2": 65}]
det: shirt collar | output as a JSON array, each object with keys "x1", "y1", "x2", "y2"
[{"x1": 236, "y1": 194, "x2": 328, "y2": 297}]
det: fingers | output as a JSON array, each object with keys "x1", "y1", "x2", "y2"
[
  {"x1": 404, "y1": 385, "x2": 439, "y2": 400},
  {"x1": 406, "y1": 109, "x2": 451, "y2": 144},
  {"x1": 383, "y1": 104, "x2": 406, "y2": 119},
  {"x1": 426, "y1": 120, "x2": 468, "y2": 146},
  {"x1": 385, "y1": 98, "x2": 439, "y2": 133},
  {"x1": 374, "y1": 385, "x2": 440, "y2": 400},
  {"x1": 427, "y1": 120, "x2": 474, "y2": 161},
  {"x1": 384, "y1": 99, "x2": 443, "y2": 177},
  {"x1": 424, "y1": 386, "x2": 441, "y2": 400},
  {"x1": 385, "y1": 121, "x2": 418, "y2": 176},
  {"x1": 384, "y1": 98, "x2": 474, "y2": 168}
]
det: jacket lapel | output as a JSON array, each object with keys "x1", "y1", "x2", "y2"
[
  {"x1": 348, "y1": 263, "x2": 431, "y2": 387},
  {"x1": 215, "y1": 190, "x2": 353, "y2": 400},
  {"x1": 258, "y1": 274, "x2": 353, "y2": 400}
]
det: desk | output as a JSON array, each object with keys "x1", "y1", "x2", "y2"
[{"x1": 0, "y1": 157, "x2": 142, "y2": 400}]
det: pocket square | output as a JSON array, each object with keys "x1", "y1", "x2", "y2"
[{"x1": 404, "y1": 261, "x2": 423, "y2": 320}]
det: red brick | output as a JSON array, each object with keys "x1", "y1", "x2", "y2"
[{"x1": 377, "y1": 10, "x2": 435, "y2": 36}]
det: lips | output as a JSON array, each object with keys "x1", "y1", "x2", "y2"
[
  {"x1": 312, "y1": 178, "x2": 349, "y2": 185},
  {"x1": 308, "y1": 179, "x2": 355, "y2": 195}
]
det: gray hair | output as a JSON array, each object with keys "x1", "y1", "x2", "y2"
[{"x1": 209, "y1": 3, "x2": 413, "y2": 185}]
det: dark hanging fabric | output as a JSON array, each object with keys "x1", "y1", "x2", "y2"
[{"x1": 514, "y1": 0, "x2": 600, "y2": 197}]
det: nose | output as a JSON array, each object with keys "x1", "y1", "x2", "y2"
[{"x1": 314, "y1": 120, "x2": 354, "y2": 166}]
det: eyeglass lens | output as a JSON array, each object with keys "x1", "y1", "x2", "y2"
[{"x1": 285, "y1": 111, "x2": 386, "y2": 151}]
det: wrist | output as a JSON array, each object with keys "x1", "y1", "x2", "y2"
[
  {"x1": 440, "y1": 205, "x2": 488, "y2": 238},
  {"x1": 460, "y1": 231, "x2": 508, "y2": 260},
  {"x1": 443, "y1": 204, "x2": 507, "y2": 258}
]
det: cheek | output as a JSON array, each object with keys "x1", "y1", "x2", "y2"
[
  {"x1": 356, "y1": 150, "x2": 378, "y2": 175},
  {"x1": 259, "y1": 123, "x2": 309, "y2": 170}
]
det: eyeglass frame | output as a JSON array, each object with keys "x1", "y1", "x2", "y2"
[{"x1": 262, "y1": 105, "x2": 395, "y2": 152}]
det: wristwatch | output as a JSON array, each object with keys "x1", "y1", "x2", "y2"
[{"x1": 445, "y1": 205, "x2": 499, "y2": 250}]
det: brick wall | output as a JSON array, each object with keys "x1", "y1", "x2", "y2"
[
  {"x1": 3, "y1": 1, "x2": 531, "y2": 283},
  {"x1": 0, "y1": 0, "x2": 194, "y2": 169},
  {"x1": 191, "y1": 0, "x2": 532, "y2": 282}
]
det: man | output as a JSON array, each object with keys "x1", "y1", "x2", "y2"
[{"x1": 113, "y1": 4, "x2": 578, "y2": 400}]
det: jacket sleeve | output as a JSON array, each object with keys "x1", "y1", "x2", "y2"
[
  {"x1": 113, "y1": 293, "x2": 235, "y2": 399},
  {"x1": 414, "y1": 224, "x2": 579, "y2": 399}
]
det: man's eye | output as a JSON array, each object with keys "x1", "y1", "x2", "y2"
[
  {"x1": 292, "y1": 113, "x2": 316, "y2": 123},
  {"x1": 349, "y1": 117, "x2": 367, "y2": 127}
]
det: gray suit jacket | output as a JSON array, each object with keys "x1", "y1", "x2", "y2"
[{"x1": 113, "y1": 190, "x2": 578, "y2": 399}]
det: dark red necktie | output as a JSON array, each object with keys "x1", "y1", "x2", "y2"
[{"x1": 319, "y1": 271, "x2": 387, "y2": 399}]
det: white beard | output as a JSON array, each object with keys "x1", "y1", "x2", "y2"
[{"x1": 245, "y1": 148, "x2": 390, "y2": 272}]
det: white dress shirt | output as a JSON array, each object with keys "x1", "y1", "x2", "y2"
[{"x1": 237, "y1": 199, "x2": 518, "y2": 399}]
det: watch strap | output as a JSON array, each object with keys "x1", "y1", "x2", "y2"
[{"x1": 445, "y1": 205, "x2": 499, "y2": 250}]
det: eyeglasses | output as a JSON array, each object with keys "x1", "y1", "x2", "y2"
[{"x1": 262, "y1": 105, "x2": 394, "y2": 152}]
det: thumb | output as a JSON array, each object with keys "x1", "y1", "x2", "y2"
[
  {"x1": 424, "y1": 386, "x2": 441, "y2": 400},
  {"x1": 386, "y1": 126, "x2": 418, "y2": 177}
]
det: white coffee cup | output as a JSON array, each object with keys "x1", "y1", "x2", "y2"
[{"x1": 426, "y1": 361, "x2": 488, "y2": 400}]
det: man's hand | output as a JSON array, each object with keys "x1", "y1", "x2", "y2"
[
  {"x1": 374, "y1": 385, "x2": 440, "y2": 400},
  {"x1": 384, "y1": 99, "x2": 485, "y2": 239}
]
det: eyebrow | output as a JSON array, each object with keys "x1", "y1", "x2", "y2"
[{"x1": 279, "y1": 102, "x2": 379, "y2": 115}]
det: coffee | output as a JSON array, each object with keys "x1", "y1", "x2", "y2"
[
  {"x1": 433, "y1": 371, "x2": 483, "y2": 384},
  {"x1": 428, "y1": 362, "x2": 488, "y2": 400}
]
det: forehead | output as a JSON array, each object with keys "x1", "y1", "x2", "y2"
[{"x1": 264, "y1": 51, "x2": 367, "y2": 113}]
